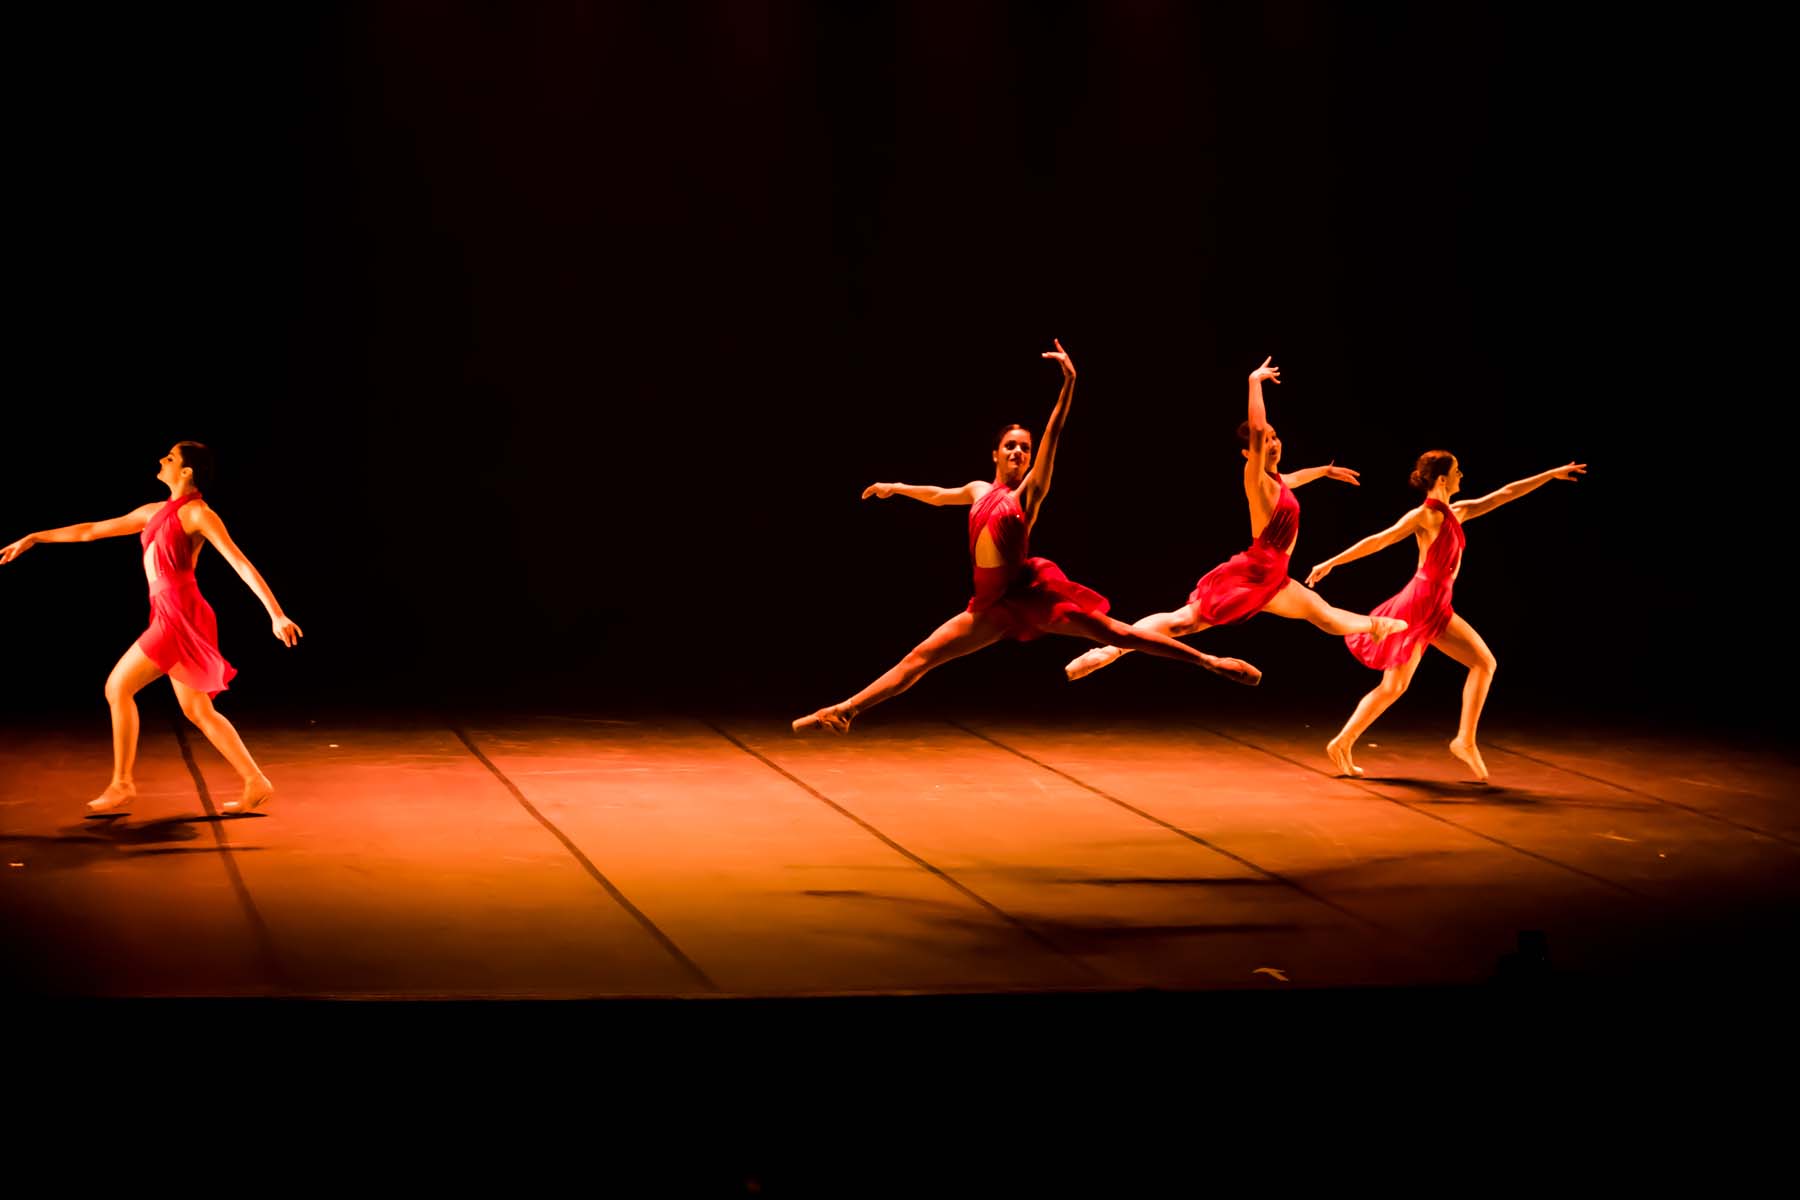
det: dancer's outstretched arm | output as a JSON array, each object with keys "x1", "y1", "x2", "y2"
[
  {"x1": 0, "y1": 504, "x2": 162, "y2": 563},
  {"x1": 1244, "y1": 356, "x2": 1281, "y2": 479},
  {"x1": 187, "y1": 507, "x2": 304, "y2": 647},
  {"x1": 1282, "y1": 462, "x2": 1361, "y2": 489},
  {"x1": 1305, "y1": 509, "x2": 1427, "y2": 587},
  {"x1": 1017, "y1": 339, "x2": 1076, "y2": 528},
  {"x1": 861, "y1": 481, "x2": 983, "y2": 506},
  {"x1": 1454, "y1": 462, "x2": 1587, "y2": 522}
]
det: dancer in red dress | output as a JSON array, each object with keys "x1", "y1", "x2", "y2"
[
  {"x1": 793, "y1": 341, "x2": 1260, "y2": 734},
  {"x1": 1064, "y1": 357, "x2": 1406, "y2": 681},
  {"x1": 1, "y1": 442, "x2": 303, "y2": 813},
  {"x1": 1305, "y1": 450, "x2": 1586, "y2": 781}
]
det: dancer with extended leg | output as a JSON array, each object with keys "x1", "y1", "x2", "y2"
[
  {"x1": 1305, "y1": 451, "x2": 1586, "y2": 781},
  {"x1": 1, "y1": 442, "x2": 304, "y2": 813},
  {"x1": 1064, "y1": 356, "x2": 1406, "y2": 680},
  {"x1": 793, "y1": 340, "x2": 1260, "y2": 733}
]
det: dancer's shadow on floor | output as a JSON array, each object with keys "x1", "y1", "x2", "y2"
[
  {"x1": 1362, "y1": 776, "x2": 1517, "y2": 802},
  {"x1": 0, "y1": 815, "x2": 265, "y2": 869},
  {"x1": 1366, "y1": 777, "x2": 1648, "y2": 814}
]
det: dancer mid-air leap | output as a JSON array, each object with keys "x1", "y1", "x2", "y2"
[
  {"x1": 1305, "y1": 451, "x2": 1587, "y2": 781},
  {"x1": 793, "y1": 340, "x2": 1260, "y2": 734},
  {"x1": 1, "y1": 442, "x2": 303, "y2": 813},
  {"x1": 1064, "y1": 357, "x2": 1406, "y2": 682}
]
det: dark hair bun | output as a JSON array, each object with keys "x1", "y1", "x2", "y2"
[{"x1": 1410, "y1": 449, "x2": 1454, "y2": 492}]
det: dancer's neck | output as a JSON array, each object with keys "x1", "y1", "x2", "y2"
[{"x1": 164, "y1": 483, "x2": 201, "y2": 502}]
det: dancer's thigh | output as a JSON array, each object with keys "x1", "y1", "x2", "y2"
[
  {"x1": 907, "y1": 610, "x2": 1008, "y2": 665},
  {"x1": 1430, "y1": 614, "x2": 1494, "y2": 671},
  {"x1": 107, "y1": 643, "x2": 165, "y2": 699}
]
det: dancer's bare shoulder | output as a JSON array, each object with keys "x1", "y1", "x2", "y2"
[
  {"x1": 176, "y1": 499, "x2": 218, "y2": 533},
  {"x1": 1411, "y1": 503, "x2": 1442, "y2": 543},
  {"x1": 1244, "y1": 464, "x2": 1280, "y2": 523}
]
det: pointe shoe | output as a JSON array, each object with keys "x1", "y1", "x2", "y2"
[
  {"x1": 1065, "y1": 647, "x2": 1123, "y2": 681},
  {"x1": 1368, "y1": 617, "x2": 1409, "y2": 644},
  {"x1": 86, "y1": 783, "x2": 137, "y2": 815},
  {"x1": 1448, "y1": 738, "x2": 1489, "y2": 783},
  {"x1": 792, "y1": 706, "x2": 853, "y2": 735},
  {"x1": 1212, "y1": 657, "x2": 1262, "y2": 688},
  {"x1": 223, "y1": 775, "x2": 275, "y2": 813},
  {"x1": 1325, "y1": 738, "x2": 1364, "y2": 778}
]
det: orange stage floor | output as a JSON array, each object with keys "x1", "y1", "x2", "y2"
[{"x1": 3, "y1": 713, "x2": 1794, "y2": 999}]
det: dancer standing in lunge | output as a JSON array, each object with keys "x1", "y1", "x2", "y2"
[
  {"x1": 792, "y1": 340, "x2": 1260, "y2": 734},
  {"x1": 1, "y1": 442, "x2": 303, "y2": 813},
  {"x1": 1304, "y1": 451, "x2": 1586, "y2": 781},
  {"x1": 1063, "y1": 357, "x2": 1406, "y2": 682}
]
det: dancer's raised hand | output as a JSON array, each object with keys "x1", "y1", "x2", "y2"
[
  {"x1": 272, "y1": 616, "x2": 304, "y2": 647},
  {"x1": 1305, "y1": 562, "x2": 1333, "y2": 587},
  {"x1": 1249, "y1": 356, "x2": 1280, "y2": 385},
  {"x1": 1324, "y1": 463, "x2": 1360, "y2": 485},
  {"x1": 861, "y1": 483, "x2": 896, "y2": 500},
  {"x1": 1550, "y1": 462, "x2": 1587, "y2": 481},
  {"x1": 0, "y1": 536, "x2": 34, "y2": 565},
  {"x1": 1041, "y1": 338, "x2": 1076, "y2": 381}
]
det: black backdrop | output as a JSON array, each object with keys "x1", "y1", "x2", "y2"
[{"x1": 4, "y1": 2, "x2": 1782, "y2": 732}]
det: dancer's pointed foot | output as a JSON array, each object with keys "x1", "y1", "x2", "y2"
[
  {"x1": 86, "y1": 781, "x2": 137, "y2": 814},
  {"x1": 1064, "y1": 645, "x2": 1124, "y2": 681},
  {"x1": 1205, "y1": 655, "x2": 1261, "y2": 687},
  {"x1": 1325, "y1": 736, "x2": 1364, "y2": 778},
  {"x1": 792, "y1": 705, "x2": 854, "y2": 735},
  {"x1": 223, "y1": 774, "x2": 275, "y2": 813},
  {"x1": 1448, "y1": 737, "x2": 1489, "y2": 783},
  {"x1": 1367, "y1": 616, "x2": 1408, "y2": 644}
]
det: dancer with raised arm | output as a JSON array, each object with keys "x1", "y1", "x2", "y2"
[
  {"x1": 1, "y1": 442, "x2": 303, "y2": 813},
  {"x1": 1064, "y1": 357, "x2": 1406, "y2": 681},
  {"x1": 793, "y1": 340, "x2": 1260, "y2": 734},
  {"x1": 1305, "y1": 452, "x2": 1586, "y2": 781}
]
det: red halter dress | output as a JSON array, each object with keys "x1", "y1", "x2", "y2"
[
  {"x1": 1189, "y1": 472, "x2": 1299, "y2": 626},
  {"x1": 966, "y1": 483, "x2": 1109, "y2": 641},
  {"x1": 137, "y1": 493, "x2": 236, "y2": 697},
  {"x1": 1345, "y1": 497, "x2": 1465, "y2": 670}
]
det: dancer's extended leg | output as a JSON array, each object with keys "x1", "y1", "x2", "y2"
[
  {"x1": 1430, "y1": 614, "x2": 1497, "y2": 782},
  {"x1": 1064, "y1": 604, "x2": 1209, "y2": 680},
  {"x1": 1326, "y1": 646, "x2": 1425, "y2": 777},
  {"x1": 1053, "y1": 610, "x2": 1259, "y2": 686},
  {"x1": 170, "y1": 677, "x2": 275, "y2": 810},
  {"x1": 1263, "y1": 579, "x2": 1407, "y2": 640},
  {"x1": 793, "y1": 611, "x2": 1009, "y2": 733},
  {"x1": 90, "y1": 644, "x2": 165, "y2": 813}
]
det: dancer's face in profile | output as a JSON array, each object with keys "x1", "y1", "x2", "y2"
[
  {"x1": 1443, "y1": 457, "x2": 1463, "y2": 497},
  {"x1": 994, "y1": 430, "x2": 1032, "y2": 485},
  {"x1": 1244, "y1": 425, "x2": 1282, "y2": 467},
  {"x1": 156, "y1": 446, "x2": 191, "y2": 490}
]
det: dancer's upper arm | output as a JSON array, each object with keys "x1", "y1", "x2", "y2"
[
  {"x1": 1452, "y1": 488, "x2": 1507, "y2": 522},
  {"x1": 83, "y1": 504, "x2": 161, "y2": 540},
  {"x1": 187, "y1": 505, "x2": 252, "y2": 569}
]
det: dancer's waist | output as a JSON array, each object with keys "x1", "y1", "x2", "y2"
[{"x1": 148, "y1": 571, "x2": 199, "y2": 597}]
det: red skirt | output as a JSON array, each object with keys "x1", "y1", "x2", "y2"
[
  {"x1": 1189, "y1": 543, "x2": 1291, "y2": 627},
  {"x1": 970, "y1": 557, "x2": 1110, "y2": 642},
  {"x1": 138, "y1": 576, "x2": 237, "y2": 697},
  {"x1": 1346, "y1": 571, "x2": 1455, "y2": 671}
]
